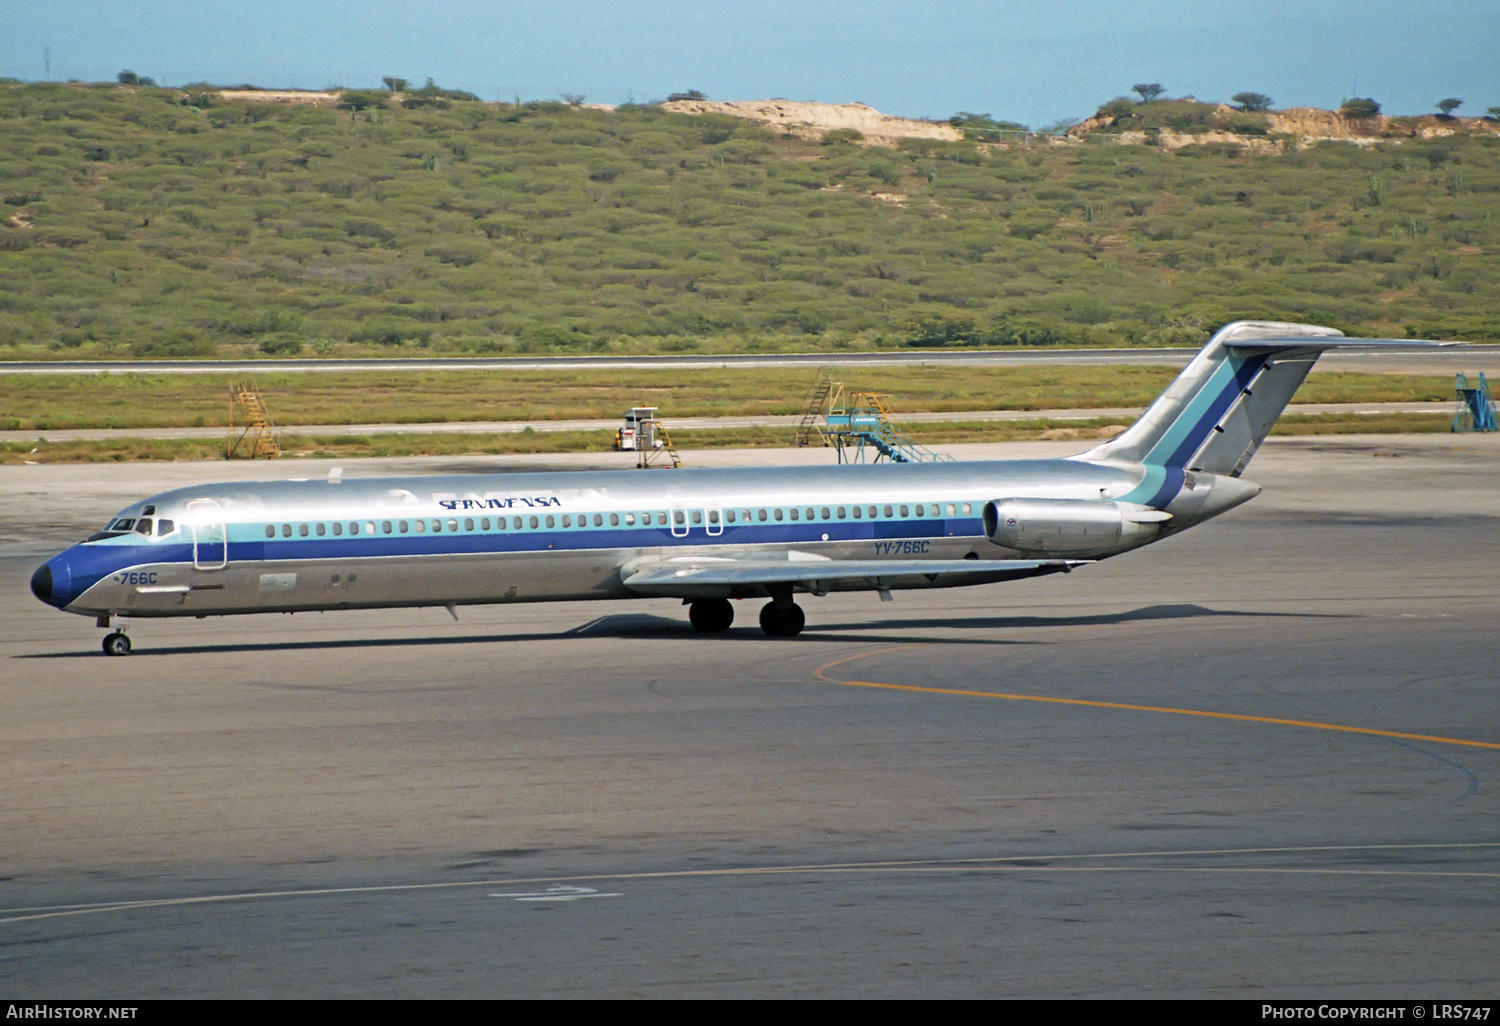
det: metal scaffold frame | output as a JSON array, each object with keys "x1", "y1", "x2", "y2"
[
  {"x1": 227, "y1": 381, "x2": 281, "y2": 459},
  {"x1": 1453, "y1": 373, "x2": 1497, "y2": 432},
  {"x1": 793, "y1": 367, "x2": 953, "y2": 464}
]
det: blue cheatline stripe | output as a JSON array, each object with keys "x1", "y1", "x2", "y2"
[{"x1": 64, "y1": 518, "x2": 990, "y2": 583}]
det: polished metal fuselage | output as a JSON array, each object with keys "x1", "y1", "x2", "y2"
[{"x1": 46, "y1": 456, "x2": 1191, "y2": 620}]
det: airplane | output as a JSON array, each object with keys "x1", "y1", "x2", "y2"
[{"x1": 29, "y1": 320, "x2": 1450, "y2": 655}]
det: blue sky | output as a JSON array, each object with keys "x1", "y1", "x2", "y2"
[{"x1": 5, "y1": 1, "x2": 1497, "y2": 128}]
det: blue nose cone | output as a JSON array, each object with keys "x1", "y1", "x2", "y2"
[{"x1": 31, "y1": 555, "x2": 73, "y2": 609}]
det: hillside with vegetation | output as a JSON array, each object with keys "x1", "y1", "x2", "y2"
[{"x1": 3, "y1": 81, "x2": 1499, "y2": 361}]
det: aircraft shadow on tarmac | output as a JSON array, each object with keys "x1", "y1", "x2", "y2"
[{"x1": 15, "y1": 603, "x2": 1348, "y2": 659}]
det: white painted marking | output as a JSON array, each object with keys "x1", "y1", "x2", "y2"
[{"x1": 488, "y1": 884, "x2": 622, "y2": 903}]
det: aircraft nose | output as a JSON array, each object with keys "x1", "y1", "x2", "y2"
[
  {"x1": 31, "y1": 556, "x2": 72, "y2": 609},
  {"x1": 30, "y1": 562, "x2": 51, "y2": 603}
]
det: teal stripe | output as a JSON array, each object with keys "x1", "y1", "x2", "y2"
[{"x1": 1142, "y1": 355, "x2": 1244, "y2": 467}]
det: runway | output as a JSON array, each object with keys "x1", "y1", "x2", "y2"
[{"x1": 2, "y1": 437, "x2": 1497, "y2": 997}]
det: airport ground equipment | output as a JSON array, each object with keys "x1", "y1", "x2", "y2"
[
  {"x1": 615, "y1": 407, "x2": 682, "y2": 468},
  {"x1": 794, "y1": 369, "x2": 953, "y2": 463},
  {"x1": 826, "y1": 392, "x2": 955, "y2": 464},
  {"x1": 227, "y1": 382, "x2": 280, "y2": 459},
  {"x1": 1452, "y1": 373, "x2": 1497, "y2": 432},
  {"x1": 794, "y1": 368, "x2": 837, "y2": 447}
]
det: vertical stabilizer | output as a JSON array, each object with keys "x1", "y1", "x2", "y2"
[{"x1": 1082, "y1": 321, "x2": 1343, "y2": 477}]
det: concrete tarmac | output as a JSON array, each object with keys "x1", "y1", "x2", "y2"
[{"x1": 1, "y1": 437, "x2": 1497, "y2": 997}]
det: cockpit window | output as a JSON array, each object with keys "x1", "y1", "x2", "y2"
[
  {"x1": 110, "y1": 518, "x2": 136, "y2": 532},
  {"x1": 135, "y1": 519, "x2": 153, "y2": 535},
  {"x1": 157, "y1": 519, "x2": 175, "y2": 536}
]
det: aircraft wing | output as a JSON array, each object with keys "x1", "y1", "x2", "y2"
[{"x1": 620, "y1": 555, "x2": 1086, "y2": 598}]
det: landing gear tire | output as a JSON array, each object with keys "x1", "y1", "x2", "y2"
[
  {"x1": 688, "y1": 598, "x2": 735, "y2": 633},
  {"x1": 759, "y1": 601, "x2": 805, "y2": 637},
  {"x1": 102, "y1": 632, "x2": 132, "y2": 657}
]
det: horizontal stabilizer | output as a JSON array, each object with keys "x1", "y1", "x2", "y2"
[{"x1": 1223, "y1": 336, "x2": 1460, "y2": 352}]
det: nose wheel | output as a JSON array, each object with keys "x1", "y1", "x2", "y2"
[{"x1": 102, "y1": 632, "x2": 132, "y2": 657}]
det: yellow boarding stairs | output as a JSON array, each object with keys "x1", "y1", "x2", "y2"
[{"x1": 227, "y1": 382, "x2": 281, "y2": 459}]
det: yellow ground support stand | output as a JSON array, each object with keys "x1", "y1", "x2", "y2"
[
  {"x1": 793, "y1": 367, "x2": 843, "y2": 447},
  {"x1": 227, "y1": 382, "x2": 281, "y2": 459}
]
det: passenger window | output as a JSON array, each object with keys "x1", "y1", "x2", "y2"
[
  {"x1": 481, "y1": 518, "x2": 490, "y2": 530},
  {"x1": 726, "y1": 509, "x2": 736, "y2": 523},
  {"x1": 415, "y1": 520, "x2": 426, "y2": 533},
  {"x1": 852, "y1": 506, "x2": 861, "y2": 519},
  {"x1": 530, "y1": 516, "x2": 540, "y2": 529},
  {"x1": 946, "y1": 503, "x2": 956, "y2": 516},
  {"x1": 282, "y1": 524, "x2": 292, "y2": 538},
  {"x1": 962, "y1": 503, "x2": 972, "y2": 515},
  {"x1": 496, "y1": 517, "x2": 506, "y2": 531},
  {"x1": 544, "y1": 516, "x2": 554, "y2": 529},
  {"x1": 610, "y1": 513, "x2": 620, "y2": 526},
  {"x1": 789, "y1": 508, "x2": 799, "y2": 521},
  {"x1": 774, "y1": 508, "x2": 784, "y2": 521},
  {"x1": 333, "y1": 522, "x2": 343, "y2": 536},
  {"x1": 883, "y1": 505, "x2": 893, "y2": 518},
  {"x1": 625, "y1": 513, "x2": 635, "y2": 526},
  {"x1": 465, "y1": 518, "x2": 474, "y2": 531},
  {"x1": 757, "y1": 509, "x2": 768, "y2": 522},
  {"x1": 265, "y1": 525, "x2": 275, "y2": 539},
  {"x1": 914, "y1": 505, "x2": 924, "y2": 517},
  {"x1": 708, "y1": 510, "x2": 720, "y2": 524},
  {"x1": 349, "y1": 522, "x2": 359, "y2": 535},
  {"x1": 398, "y1": 521, "x2": 408, "y2": 534},
  {"x1": 593, "y1": 514, "x2": 603, "y2": 527},
  {"x1": 690, "y1": 510, "x2": 701, "y2": 525},
  {"x1": 805, "y1": 508, "x2": 814, "y2": 521},
  {"x1": 302, "y1": 523, "x2": 312, "y2": 537},
  {"x1": 899, "y1": 505, "x2": 909, "y2": 518},
  {"x1": 431, "y1": 520, "x2": 442, "y2": 533},
  {"x1": 512, "y1": 517, "x2": 523, "y2": 530},
  {"x1": 562, "y1": 515, "x2": 572, "y2": 528},
  {"x1": 674, "y1": 510, "x2": 686, "y2": 526},
  {"x1": 836, "y1": 507, "x2": 846, "y2": 520},
  {"x1": 449, "y1": 519, "x2": 459, "y2": 532},
  {"x1": 366, "y1": 522, "x2": 376, "y2": 535}
]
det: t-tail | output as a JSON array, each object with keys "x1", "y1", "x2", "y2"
[{"x1": 1078, "y1": 320, "x2": 1450, "y2": 518}]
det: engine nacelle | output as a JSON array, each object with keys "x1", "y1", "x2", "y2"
[{"x1": 982, "y1": 497, "x2": 1169, "y2": 557}]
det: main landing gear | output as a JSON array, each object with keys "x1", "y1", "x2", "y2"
[
  {"x1": 758, "y1": 600, "x2": 805, "y2": 637},
  {"x1": 688, "y1": 598, "x2": 735, "y2": 633},
  {"x1": 686, "y1": 596, "x2": 806, "y2": 636}
]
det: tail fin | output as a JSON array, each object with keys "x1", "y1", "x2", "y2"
[{"x1": 1079, "y1": 321, "x2": 1452, "y2": 504}]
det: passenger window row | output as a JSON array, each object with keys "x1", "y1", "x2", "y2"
[{"x1": 258, "y1": 503, "x2": 975, "y2": 540}]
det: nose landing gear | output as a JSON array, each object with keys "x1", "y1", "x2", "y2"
[{"x1": 99, "y1": 615, "x2": 132, "y2": 656}]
